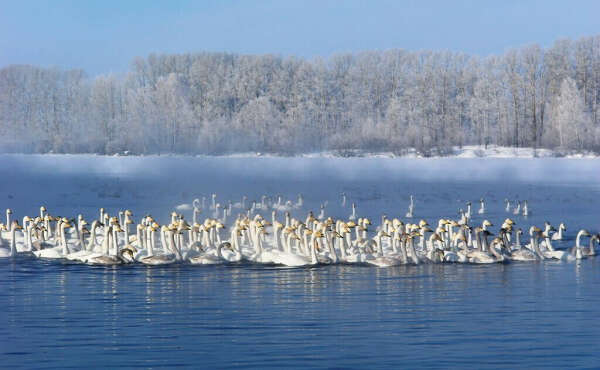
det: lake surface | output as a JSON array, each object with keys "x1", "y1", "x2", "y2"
[{"x1": 1, "y1": 155, "x2": 600, "y2": 368}]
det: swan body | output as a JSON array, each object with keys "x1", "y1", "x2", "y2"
[
  {"x1": 0, "y1": 221, "x2": 22, "y2": 258},
  {"x1": 478, "y1": 198, "x2": 485, "y2": 214},
  {"x1": 551, "y1": 223, "x2": 566, "y2": 241}
]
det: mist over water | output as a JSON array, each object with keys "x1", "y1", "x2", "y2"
[{"x1": 2, "y1": 155, "x2": 600, "y2": 368}]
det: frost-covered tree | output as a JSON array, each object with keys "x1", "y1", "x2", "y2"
[
  {"x1": 1, "y1": 34, "x2": 600, "y2": 154},
  {"x1": 546, "y1": 77, "x2": 592, "y2": 149}
]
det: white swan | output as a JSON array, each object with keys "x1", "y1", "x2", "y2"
[
  {"x1": 405, "y1": 195, "x2": 414, "y2": 218},
  {"x1": 571, "y1": 230, "x2": 592, "y2": 260},
  {"x1": 33, "y1": 219, "x2": 72, "y2": 259},
  {"x1": 139, "y1": 225, "x2": 179, "y2": 265},
  {"x1": 551, "y1": 223, "x2": 566, "y2": 241},
  {"x1": 584, "y1": 233, "x2": 599, "y2": 256},
  {"x1": 467, "y1": 228, "x2": 503, "y2": 264},
  {"x1": 349, "y1": 203, "x2": 357, "y2": 221},
  {"x1": 272, "y1": 231, "x2": 320, "y2": 267},
  {"x1": 0, "y1": 221, "x2": 22, "y2": 257},
  {"x1": 522, "y1": 200, "x2": 529, "y2": 216},
  {"x1": 512, "y1": 201, "x2": 521, "y2": 215},
  {"x1": 87, "y1": 225, "x2": 131, "y2": 265},
  {"x1": 505, "y1": 227, "x2": 539, "y2": 262},
  {"x1": 188, "y1": 242, "x2": 232, "y2": 265},
  {"x1": 478, "y1": 198, "x2": 485, "y2": 214}
]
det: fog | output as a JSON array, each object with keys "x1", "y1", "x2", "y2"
[{"x1": 2, "y1": 155, "x2": 599, "y2": 235}]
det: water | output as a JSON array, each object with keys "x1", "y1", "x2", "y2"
[{"x1": 1, "y1": 156, "x2": 600, "y2": 368}]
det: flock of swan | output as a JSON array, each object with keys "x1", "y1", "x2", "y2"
[{"x1": 0, "y1": 194, "x2": 598, "y2": 267}]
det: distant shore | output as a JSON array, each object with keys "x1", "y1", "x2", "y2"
[{"x1": 1, "y1": 145, "x2": 598, "y2": 159}]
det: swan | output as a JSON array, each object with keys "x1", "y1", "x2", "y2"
[
  {"x1": 294, "y1": 193, "x2": 304, "y2": 209},
  {"x1": 551, "y1": 223, "x2": 566, "y2": 241},
  {"x1": 65, "y1": 221, "x2": 105, "y2": 262},
  {"x1": 405, "y1": 195, "x2": 414, "y2": 218},
  {"x1": 221, "y1": 226, "x2": 243, "y2": 262},
  {"x1": 349, "y1": 203, "x2": 357, "y2": 221},
  {"x1": 522, "y1": 200, "x2": 529, "y2": 216},
  {"x1": 139, "y1": 226, "x2": 181, "y2": 265},
  {"x1": 512, "y1": 201, "x2": 521, "y2": 215},
  {"x1": 539, "y1": 231, "x2": 571, "y2": 261},
  {"x1": 233, "y1": 195, "x2": 247, "y2": 209},
  {"x1": 571, "y1": 230, "x2": 592, "y2": 260},
  {"x1": 583, "y1": 233, "x2": 599, "y2": 256},
  {"x1": 478, "y1": 198, "x2": 485, "y2": 214},
  {"x1": 317, "y1": 204, "x2": 326, "y2": 221},
  {"x1": 271, "y1": 231, "x2": 319, "y2": 267},
  {"x1": 444, "y1": 233, "x2": 468, "y2": 263},
  {"x1": 0, "y1": 221, "x2": 23, "y2": 257},
  {"x1": 33, "y1": 219, "x2": 72, "y2": 259},
  {"x1": 467, "y1": 229, "x2": 503, "y2": 264},
  {"x1": 247, "y1": 224, "x2": 279, "y2": 264},
  {"x1": 341, "y1": 192, "x2": 346, "y2": 207},
  {"x1": 87, "y1": 225, "x2": 131, "y2": 265},
  {"x1": 188, "y1": 242, "x2": 233, "y2": 265},
  {"x1": 366, "y1": 231, "x2": 402, "y2": 267},
  {"x1": 504, "y1": 227, "x2": 539, "y2": 262},
  {"x1": 505, "y1": 199, "x2": 510, "y2": 212}
]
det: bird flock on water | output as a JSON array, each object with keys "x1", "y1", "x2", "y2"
[{"x1": 1, "y1": 193, "x2": 598, "y2": 267}]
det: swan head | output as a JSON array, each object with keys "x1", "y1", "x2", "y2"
[
  {"x1": 418, "y1": 219, "x2": 429, "y2": 227},
  {"x1": 11, "y1": 221, "x2": 23, "y2": 230},
  {"x1": 431, "y1": 233, "x2": 444, "y2": 242},
  {"x1": 119, "y1": 248, "x2": 135, "y2": 261},
  {"x1": 504, "y1": 218, "x2": 515, "y2": 225},
  {"x1": 578, "y1": 230, "x2": 591, "y2": 238},
  {"x1": 529, "y1": 226, "x2": 541, "y2": 236},
  {"x1": 40, "y1": 205, "x2": 46, "y2": 212},
  {"x1": 6, "y1": 208, "x2": 12, "y2": 215},
  {"x1": 482, "y1": 220, "x2": 493, "y2": 227},
  {"x1": 481, "y1": 230, "x2": 493, "y2": 238}
]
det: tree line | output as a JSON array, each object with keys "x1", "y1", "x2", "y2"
[{"x1": 1, "y1": 35, "x2": 600, "y2": 155}]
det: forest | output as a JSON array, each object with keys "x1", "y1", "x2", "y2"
[{"x1": 1, "y1": 35, "x2": 600, "y2": 155}]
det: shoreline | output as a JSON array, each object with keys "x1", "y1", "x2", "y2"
[{"x1": 0, "y1": 145, "x2": 598, "y2": 159}]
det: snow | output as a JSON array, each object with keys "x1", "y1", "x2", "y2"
[{"x1": 201, "y1": 146, "x2": 599, "y2": 159}]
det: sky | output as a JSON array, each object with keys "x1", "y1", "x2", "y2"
[{"x1": 1, "y1": 0, "x2": 599, "y2": 75}]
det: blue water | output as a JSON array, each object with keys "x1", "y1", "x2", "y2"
[{"x1": 1, "y1": 156, "x2": 600, "y2": 368}]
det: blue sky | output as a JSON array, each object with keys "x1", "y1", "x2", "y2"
[{"x1": 1, "y1": 0, "x2": 598, "y2": 75}]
